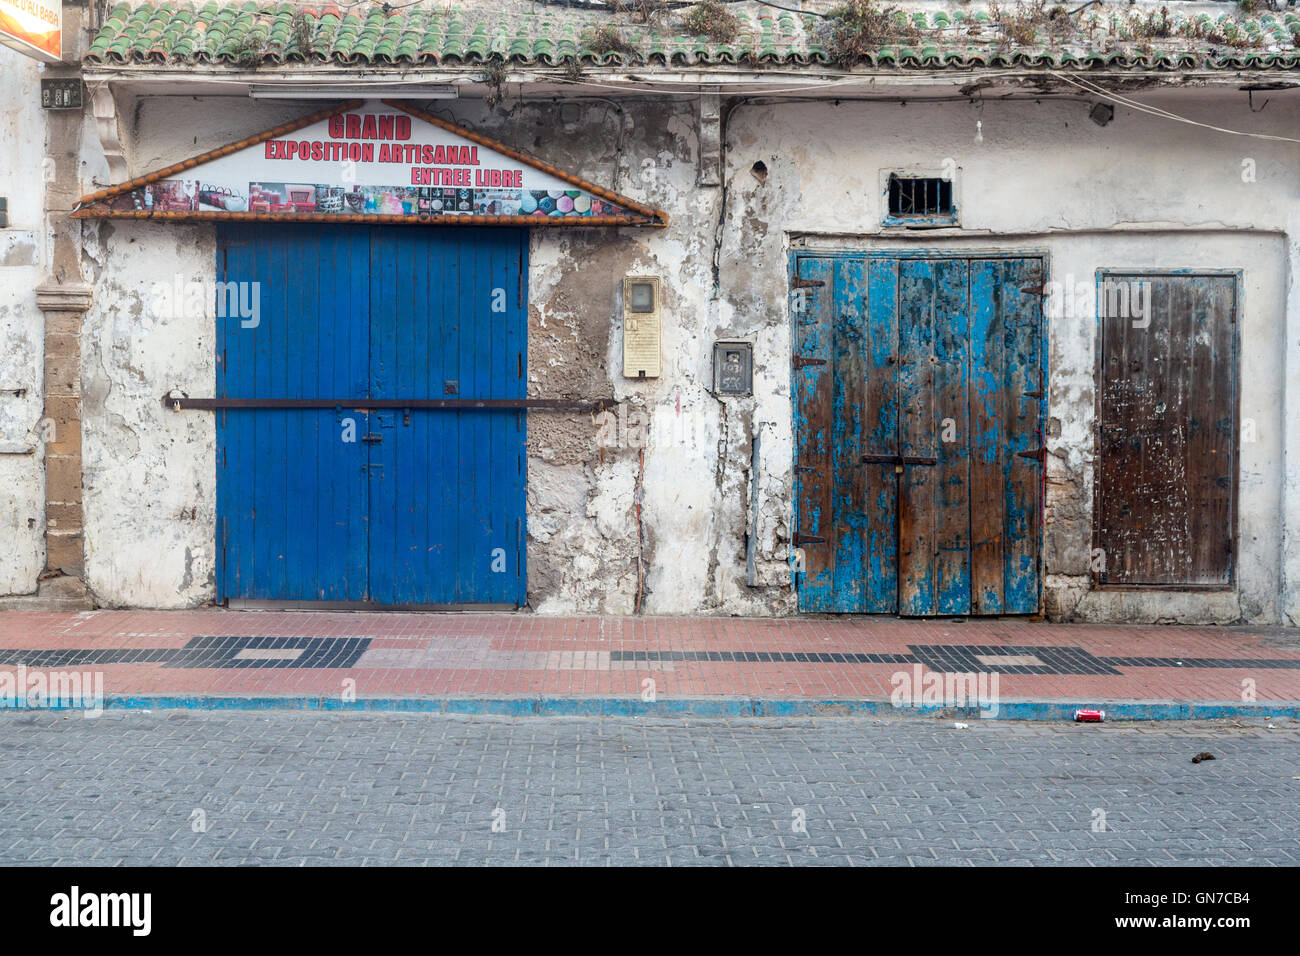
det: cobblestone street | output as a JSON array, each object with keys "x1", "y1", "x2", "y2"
[{"x1": 2, "y1": 712, "x2": 1296, "y2": 866}]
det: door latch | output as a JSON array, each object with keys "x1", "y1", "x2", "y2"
[
  {"x1": 860, "y1": 454, "x2": 938, "y2": 466},
  {"x1": 361, "y1": 433, "x2": 383, "y2": 444}
]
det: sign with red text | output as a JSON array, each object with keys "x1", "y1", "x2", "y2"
[
  {"x1": 0, "y1": 0, "x2": 61, "y2": 63},
  {"x1": 73, "y1": 100, "x2": 666, "y2": 227}
]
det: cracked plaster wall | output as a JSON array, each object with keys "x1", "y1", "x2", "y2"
[
  {"x1": 69, "y1": 91, "x2": 1300, "y2": 621},
  {"x1": 0, "y1": 48, "x2": 49, "y2": 595}
]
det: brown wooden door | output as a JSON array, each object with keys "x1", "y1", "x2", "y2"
[{"x1": 1094, "y1": 273, "x2": 1237, "y2": 587}]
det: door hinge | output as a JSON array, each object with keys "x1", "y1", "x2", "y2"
[
  {"x1": 1016, "y1": 447, "x2": 1047, "y2": 463},
  {"x1": 792, "y1": 356, "x2": 827, "y2": 369},
  {"x1": 791, "y1": 276, "x2": 824, "y2": 289},
  {"x1": 792, "y1": 532, "x2": 826, "y2": 546}
]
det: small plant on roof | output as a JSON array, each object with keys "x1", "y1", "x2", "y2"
[
  {"x1": 1126, "y1": 5, "x2": 1174, "y2": 40},
  {"x1": 611, "y1": 0, "x2": 674, "y2": 25},
  {"x1": 483, "y1": 56, "x2": 509, "y2": 110},
  {"x1": 228, "y1": 31, "x2": 266, "y2": 69},
  {"x1": 681, "y1": 0, "x2": 741, "y2": 44},
  {"x1": 563, "y1": 56, "x2": 586, "y2": 81},
  {"x1": 817, "y1": 0, "x2": 919, "y2": 68},
  {"x1": 582, "y1": 23, "x2": 638, "y2": 58},
  {"x1": 290, "y1": 12, "x2": 314, "y2": 55},
  {"x1": 988, "y1": 0, "x2": 1053, "y2": 46}
]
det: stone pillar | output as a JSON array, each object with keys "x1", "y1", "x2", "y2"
[
  {"x1": 36, "y1": 283, "x2": 91, "y2": 581},
  {"x1": 35, "y1": 1, "x2": 94, "y2": 606}
]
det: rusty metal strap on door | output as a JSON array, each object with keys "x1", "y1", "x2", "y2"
[
  {"x1": 163, "y1": 395, "x2": 617, "y2": 413},
  {"x1": 860, "y1": 454, "x2": 938, "y2": 466}
]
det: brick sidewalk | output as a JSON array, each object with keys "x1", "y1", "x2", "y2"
[{"x1": 1, "y1": 609, "x2": 1299, "y2": 715}]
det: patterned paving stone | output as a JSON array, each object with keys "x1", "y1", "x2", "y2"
[{"x1": 1, "y1": 712, "x2": 1296, "y2": 866}]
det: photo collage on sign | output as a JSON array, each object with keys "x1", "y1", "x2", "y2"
[{"x1": 105, "y1": 180, "x2": 629, "y2": 218}]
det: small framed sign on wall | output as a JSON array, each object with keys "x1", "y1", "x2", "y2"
[{"x1": 713, "y1": 342, "x2": 752, "y2": 396}]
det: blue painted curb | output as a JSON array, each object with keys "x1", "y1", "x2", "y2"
[{"x1": 8, "y1": 695, "x2": 1299, "y2": 721}]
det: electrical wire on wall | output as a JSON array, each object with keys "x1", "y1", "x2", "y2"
[{"x1": 1055, "y1": 73, "x2": 1300, "y2": 145}]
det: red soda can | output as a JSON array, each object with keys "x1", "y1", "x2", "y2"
[{"x1": 1074, "y1": 709, "x2": 1105, "y2": 722}]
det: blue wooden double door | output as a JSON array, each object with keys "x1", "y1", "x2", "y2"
[
  {"x1": 793, "y1": 254, "x2": 1044, "y2": 615},
  {"x1": 216, "y1": 224, "x2": 527, "y2": 607}
]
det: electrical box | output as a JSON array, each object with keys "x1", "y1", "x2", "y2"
[
  {"x1": 621, "y1": 276, "x2": 661, "y2": 379},
  {"x1": 41, "y1": 79, "x2": 84, "y2": 110}
]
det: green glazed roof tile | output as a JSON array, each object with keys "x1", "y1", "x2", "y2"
[{"x1": 82, "y1": 1, "x2": 1300, "y2": 73}]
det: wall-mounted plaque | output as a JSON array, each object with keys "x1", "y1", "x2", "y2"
[
  {"x1": 713, "y1": 342, "x2": 752, "y2": 396},
  {"x1": 622, "y1": 276, "x2": 661, "y2": 379}
]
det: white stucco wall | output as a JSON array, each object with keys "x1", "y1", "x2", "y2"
[
  {"x1": 73, "y1": 88, "x2": 1300, "y2": 621},
  {"x1": 0, "y1": 46, "x2": 49, "y2": 596}
]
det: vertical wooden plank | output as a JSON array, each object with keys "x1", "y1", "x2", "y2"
[
  {"x1": 1096, "y1": 271, "x2": 1135, "y2": 584},
  {"x1": 394, "y1": 228, "x2": 427, "y2": 602},
  {"x1": 897, "y1": 258, "x2": 937, "y2": 615},
  {"x1": 998, "y1": 257, "x2": 1040, "y2": 608},
  {"x1": 464, "y1": 231, "x2": 491, "y2": 603},
  {"x1": 791, "y1": 255, "x2": 835, "y2": 611},
  {"x1": 366, "y1": 227, "x2": 396, "y2": 603},
  {"x1": 932, "y1": 258, "x2": 971, "y2": 615},
  {"x1": 417, "y1": 230, "x2": 441, "y2": 602},
  {"x1": 252, "y1": 226, "x2": 284, "y2": 599},
  {"x1": 214, "y1": 224, "x2": 242, "y2": 601},
  {"x1": 489, "y1": 228, "x2": 527, "y2": 605},
  {"x1": 968, "y1": 259, "x2": 1005, "y2": 614},
  {"x1": 282, "y1": 224, "x2": 317, "y2": 599},
  {"x1": 428, "y1": 229, "x2": 453, "y2": 604},
  {"x1": 831, "y1": 257, "x2": 868, "y2": 611},
  {"x1": 1184, "y1": 277, "x2": 1236, "y2": 585},
  {"x1": 487, "y1": 230, "x2": 508, "y2": 604},
  {"x1": 322, "y1": 226, "x2": 368, "y2": 602},
  {"x1": 511, "y1": 229, "x2": 529, "y2": 605},
  {"x1": 351, "y1": 226, "x2": 372, "y2": 602},
  {"x1": 863, "y1": 258, "x2": 900, "y2": 613},
  {"x1": 1000, "y1": 258, "x2": 1044, "y2": 613}
]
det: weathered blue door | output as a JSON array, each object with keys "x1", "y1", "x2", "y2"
[
  {"x1": 216, "y1": 223, "x2": 526, "y2": 606},
  {"x1": 792, "y1": 254, "x2": 1043, "y2": 615}
]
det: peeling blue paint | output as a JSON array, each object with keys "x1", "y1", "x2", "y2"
[{"x1": 14, "y1": 695, "x2": 1299, "y2": 722}]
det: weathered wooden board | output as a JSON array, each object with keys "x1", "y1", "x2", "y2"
[
  {"x1": 791, "y1": 257, "x2": 836, "y2": 609},
  {"x1": 1095, "y1": 273, "x2": 1236, "y2": 587}
]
